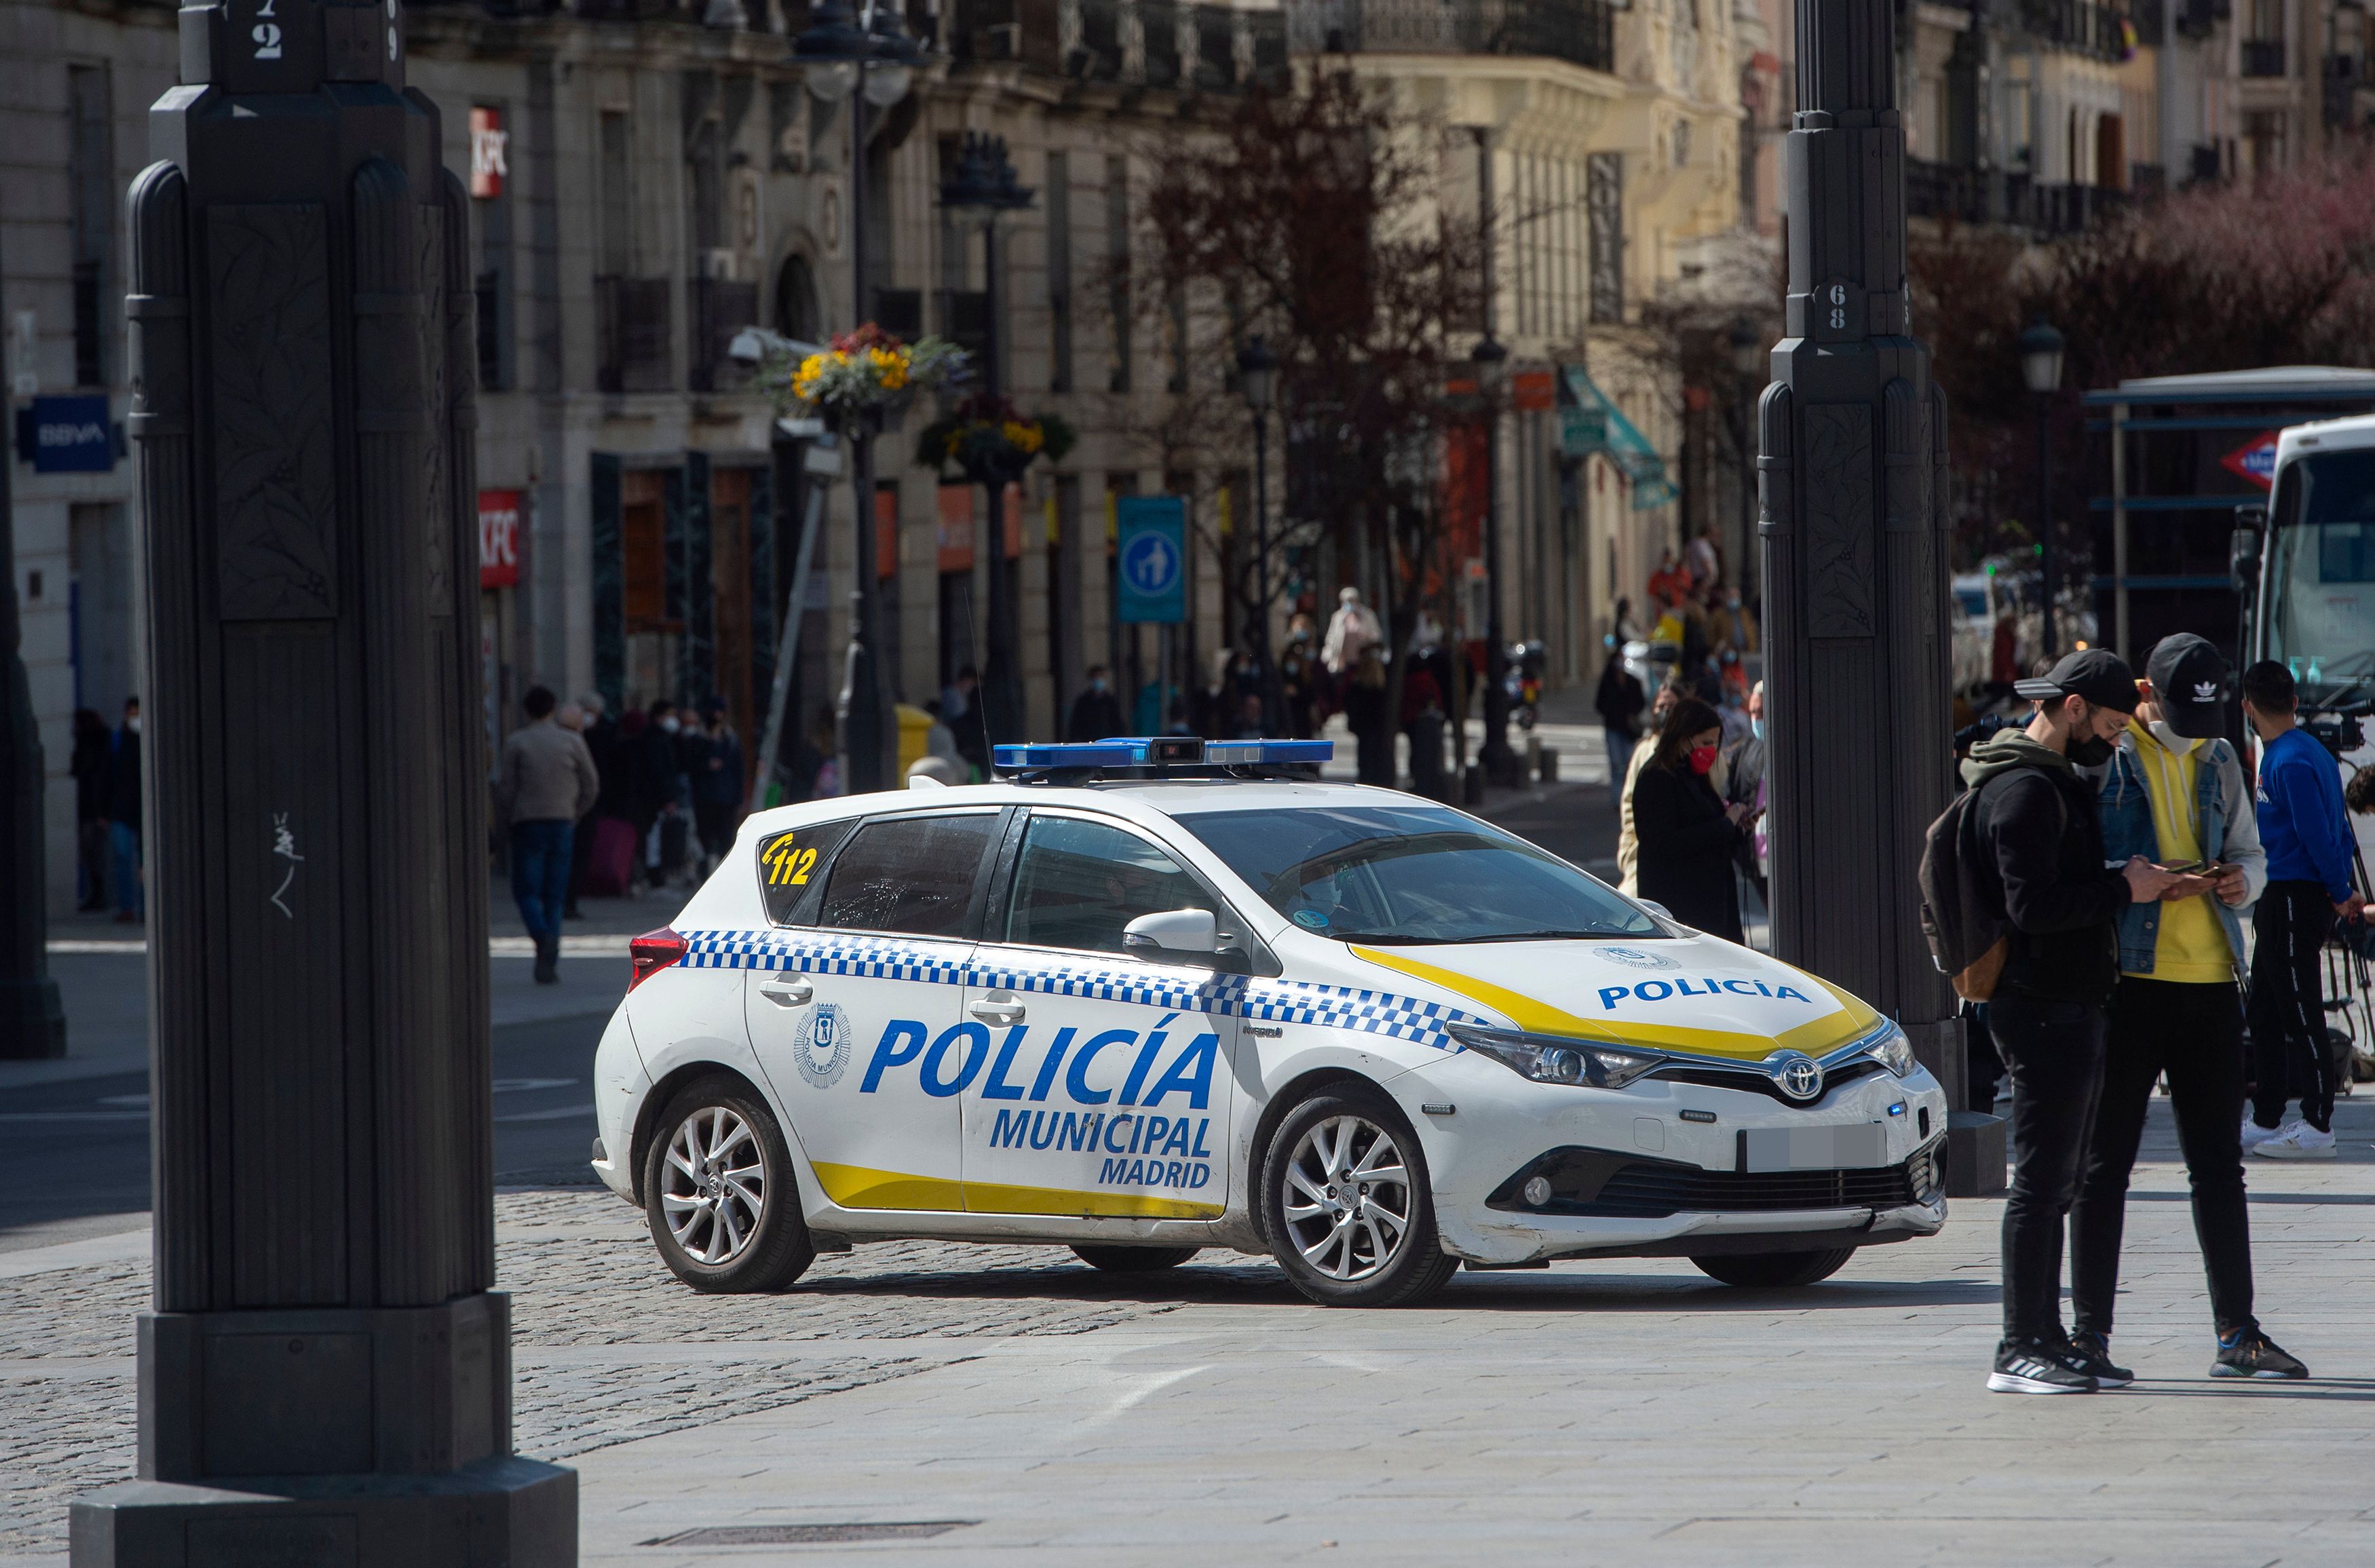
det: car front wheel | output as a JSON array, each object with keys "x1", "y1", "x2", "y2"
[
  {"x1": 1690, "y1": 1247, "x2": 1855, "y2": 1288},
  {"x1": 643, "y1": 1075, "x2": 814, "y2": 1294},
  {"x1": 1261, "y1": 1083, "x2": 1459, "y2": 1308}
]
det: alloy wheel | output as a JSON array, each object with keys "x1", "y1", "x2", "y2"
[
  {"x1": 660, "y1": 1105, "x2": 767, "y2": 1266},
  {"x1": 1279, "y1": 1113, "x2": 1413, "y2": 1282}
]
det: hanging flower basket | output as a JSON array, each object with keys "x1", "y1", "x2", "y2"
[
  {"x1": 758, "y1": 323, "x2": 966, "y2": 421},
  {"x1": 915, "y1": 393, "x2": 1078, "y2": 486}
]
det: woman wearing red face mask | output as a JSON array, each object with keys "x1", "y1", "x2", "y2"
[{"x1": 1630, "y1": 695, "x2": 1755, "y2": 942}]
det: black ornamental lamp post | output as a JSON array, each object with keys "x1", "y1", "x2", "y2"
[
  {"x1": 1234, "y1": 334, "x2": 1281, "y2": 730},
  {"x1": 1728, "y1": 315, "x2": 1764, "y2": 601},
  {"x1": 796, "y1": 0, "x2": 926, "y2": 793},
  {"x1": 938, "y1": 132, "x2": 1036, "y2": 751},
  {"x1": 1472, "y1": 332, "x2": 1519, "y2": 788},
  {"x1": 2019, "y1": 318, "x2": 2066, "y2": 659},
  {"x1": 1757, "y1": 0, "x2": 1997, "y2": 1190},
  {"x1": 70, "y1": 3, "x2": 575, "y2": 1558}
]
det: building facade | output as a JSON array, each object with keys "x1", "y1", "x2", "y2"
[{"x1": 5, "y1": 0, "x2": 1746, "y2": 915}]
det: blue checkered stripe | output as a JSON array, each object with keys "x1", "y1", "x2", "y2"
[
  {"x1": 678, "y1": 930, "x2": 972, "y2": 989},
  {"x1": 679, "y1": 930, "x2": 1483, "y2": 1052}
]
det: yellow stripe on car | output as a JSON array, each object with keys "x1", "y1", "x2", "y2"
[
  {"x1": 810, "y1": 1162, "x2": 1223, "y2": 1220},
  {"x1": 1350, "y1": 946, "x2": 1880, "y2": 1063}
]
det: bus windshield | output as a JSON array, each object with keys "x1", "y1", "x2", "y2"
[{"x1": 2266, "y1": 447, "x2": 2375, "y2": 706}]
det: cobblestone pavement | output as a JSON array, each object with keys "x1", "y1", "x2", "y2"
[{"x1": 0, "y1": 1185, "x2": 1282, "y2": 1559}]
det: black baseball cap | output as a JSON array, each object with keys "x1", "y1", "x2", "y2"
[
  {"x1": 2146, "y1": 633, "x2": 2232, "y2": 739},
  {"x1": 2014, "y1": 649, "x2": 2140, "y2": 714}
]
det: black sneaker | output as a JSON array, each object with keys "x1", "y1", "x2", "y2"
[
  {"x1": 2211, "y1": 1331, "x2": 2309, "y2": 1379},
  {"x1": 1988, "y1": 1337, "x2": 2098, "y2": 1394},
  {"x1": 2065, "y1": 1331, "x2": 2133, "y2": 1389}
]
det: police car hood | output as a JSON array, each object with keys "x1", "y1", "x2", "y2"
[{"x1": 1346, "y1": 934, "x2": 1880, "y2": 1063}]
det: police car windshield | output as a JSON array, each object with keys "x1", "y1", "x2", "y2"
[{"x1": 1176, "y1": 805, "x2": 1660, "y2": 944}]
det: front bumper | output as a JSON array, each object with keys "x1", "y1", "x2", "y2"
[{"x1": 1391, "y1": 1049, "x2": 1952, "y2": 1266}]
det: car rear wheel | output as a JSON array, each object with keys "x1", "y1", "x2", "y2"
[
  {"x1": 1690, "y1": 1247, "x2": 1855, "y2": 1288},
  {"x1": 1261, "y1": 1083, "x2": 1459, "y2": 1308},
  {"x1": 1070, "y1": 1244, "x2": 1200, "y2": 1273},
  {"x1": 643, "y1": 1075, "x2": 814, "y2": 1294}
]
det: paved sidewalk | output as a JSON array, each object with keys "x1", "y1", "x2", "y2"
[{"x1": 9, "y1": 1096, "x2": 2372, "y2": 1565}]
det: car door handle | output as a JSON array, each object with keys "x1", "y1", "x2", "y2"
[
  {"x1": 758, "y1": 975, "x2": 814, "y2": 1007},
  {"x1": 969, "y1": 995, "x2": 1026, "y2": 1025}
]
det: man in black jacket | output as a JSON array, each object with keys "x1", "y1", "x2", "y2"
[{"x1": 1962, "y1": 649, "x2": 2188, "y2": 1394}]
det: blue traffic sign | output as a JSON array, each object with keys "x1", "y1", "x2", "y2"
[{"x1": 1116, "y1": 495, "x2": 1186, "y2": 624}]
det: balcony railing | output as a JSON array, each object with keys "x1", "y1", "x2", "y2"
[
  {"x1": 2015, "y1": 0, "x2": 2128, "y2": 60},
  {"x1": 1287, "y1": 0, "x2": 1616, "y2": 75},
  {"x1": 2241, "y1": 39, "x2": 2287, "y2": 77},
  {"x1": 945, "y1": 0, "x2": 1271, "y2": 90},
  {"x1": 1904, "y1": 161, "x2": 2133, "y2": 235}
]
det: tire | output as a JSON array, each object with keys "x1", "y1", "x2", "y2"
[
  {"x1": 1261, "y1": 1082, "x2": 1460, "y2": 1308},
  {"x1": 1690, "y1": 1247, "x2": 1856, "y2": 1288},
  {"x1": 1071, "y1": 1244, "x2": 1201, "y2": 1273},
  {"x1": 643, "y1": 1075, "x2": 815, "y2": 1294}
]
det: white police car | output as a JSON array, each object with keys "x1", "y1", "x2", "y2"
[{"x1": 591, "y1": 738, "x2": 1948, "y2": 1307}]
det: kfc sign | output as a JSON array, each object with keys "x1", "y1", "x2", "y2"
[
  {"x1": 470, "y1": 107, "x2": 508, "y2": 199},
  {"x1": 479, "y1": 489, "x2": 522, "y2": 588}
]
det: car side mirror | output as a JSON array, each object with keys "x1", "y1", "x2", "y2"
[
  {"x1": 1637, "y1": 900, "x2": 1674, "y2": 921},
  {"x1": 1123, "y1": 907, "x2": 1219, "y2": 955},
  {"x1": 2230, "y1": 505, "x2": 2265, "y2": 597}
]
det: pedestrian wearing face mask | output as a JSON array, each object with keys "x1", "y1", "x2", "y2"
[
  {"x1": 1958, "y1": 649, "x2": 2189, "y2": 1394},
  {"x1": 2065, "y1": 636, "x2": 2305, "y2": 1386},
  {"x1": 1724, "y1": 681, "x2": 1769, "y2": 904},
  {"x1": 1065, "y1": 666, "x2": 1126, "y2": 744},
  {"x1": 1631, "y1": 696, "x2": 1752, "y2": 942}
]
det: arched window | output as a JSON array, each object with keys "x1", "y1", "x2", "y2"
[{"x1": 774, "y1": 253, "x2": 820, "y2": 346}]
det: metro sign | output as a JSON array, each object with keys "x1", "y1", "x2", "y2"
[
  {"x1": 469, "y1": 107, "x2": 508, "y2": 199},
  {"x1": 2220, "y1": 431, "x2": 2280, "y2": 491},
  {"x1": 478, "y1": 489, "x2": 522, "y2": 588}
]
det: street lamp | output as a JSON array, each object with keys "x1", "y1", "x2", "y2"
[
  {"x1": 1472, "y1": 332, "x2": 1520, "y2": 787},
  {"x1": 1728, "y1": 315, "x2": 1764, "y2": 601},
  {"x1": 795, "y1": 0, "x2": 927, "y2": 793},
  {"x1": 1236, "y1": 334, "x2": 1281, "y2": 730},
  {"x1": 938, "y1": 132, "x2": 1036, "y2": 750},
  {"x1": 2019, "y1": 317, "x2": 2066, "y2": 658}
]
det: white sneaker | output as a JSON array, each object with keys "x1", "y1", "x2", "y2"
[
  {"x1": 2251, "y1": 1121, "x2": 2337, "y2": 1160},
  {"x1": 2239, "y1": 1115, "x2": 2280, "y2": 1151}
]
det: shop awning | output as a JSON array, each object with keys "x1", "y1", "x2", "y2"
[{"x1": 1559, "y1": 366, "x2": 1677, "y2": 511}]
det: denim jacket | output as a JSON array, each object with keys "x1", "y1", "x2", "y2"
[{"x1": 2094, "y1": 731, "x2": 2267, "y2": 978}]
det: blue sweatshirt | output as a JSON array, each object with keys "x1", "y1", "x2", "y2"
[{"x1": 2255, "y1": 727, "x2": 2355, "y2": 902}]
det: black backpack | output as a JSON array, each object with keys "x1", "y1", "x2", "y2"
[{"x1": 1918, "y1": 773, "x2": 2059, "y2": 1002}]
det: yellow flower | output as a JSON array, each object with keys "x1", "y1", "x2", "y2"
[
  {"x1": 1003, "y1": 420, "x2": 1044, "y2": 454},
  {"x1": 791, "y1": 352, "x2": 829, "y2": 400},
  {"x1": 868, "y1": 346, "x2": 909, "y2": 390}
]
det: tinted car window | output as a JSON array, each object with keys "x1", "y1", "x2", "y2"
[
  {"x1": 816, "y1": 814, "x2": 999, "y2": 938},
  {"x1": 1177, "y1": 804, "x2": 1659, "y2": 943},
  {"x1": 1005, "y1": 816, "x2": 1218, "y2": 955},
  {"x1": 755, "y1": 818, "x2": 860, "y2": 926}
]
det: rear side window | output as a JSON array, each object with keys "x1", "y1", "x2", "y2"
[
  {"x1": 1004, "y1": 816, "x2": 1219, "y2": 955},
  {"x1": 754, "y1": 818, "x2": 860, "y2": 925},
  {"x1": 816, "y1": 813, "x2": 1000, "y2": 938}
]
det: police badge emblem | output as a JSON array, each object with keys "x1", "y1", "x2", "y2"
[{"x1": 797, "y1": 1003, "x2": 850, "y2": 1089}]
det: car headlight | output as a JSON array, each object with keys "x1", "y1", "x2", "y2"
[
  {"x1": 1447, "y1": 1023, "x2": 1662, "y2": 1089},
  {"x1": 1863, "y1": 1020, "x2": 1917, "y2": 1078}
]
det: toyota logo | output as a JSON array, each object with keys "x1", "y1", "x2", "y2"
[{"x1": 1771, "y1": 1052, "x2": 1824, "y2": 1102}]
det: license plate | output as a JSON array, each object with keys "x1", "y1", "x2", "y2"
[{"x1": 1739, "y1": 1123, "x2": 1888, "y2": 1174}]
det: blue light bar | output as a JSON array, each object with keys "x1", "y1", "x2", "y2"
[
  {"x1": 991, "y1": 737, "x2": 1335, "y2": 771},
  {"x1": 1204, "y1": 739, "x2": 1335, "y2": 765}
]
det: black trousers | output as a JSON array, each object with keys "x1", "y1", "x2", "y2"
[
  {"x1": 2070, "y1": 977, "x2": 2256, "y2": 1341},
  {"x1": 2248, "y1": 880, "x2": 2338, "y2": 1134},
  {"x1": 1988, "y1": 991, "x2": 2108, "y2": 1344}
]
